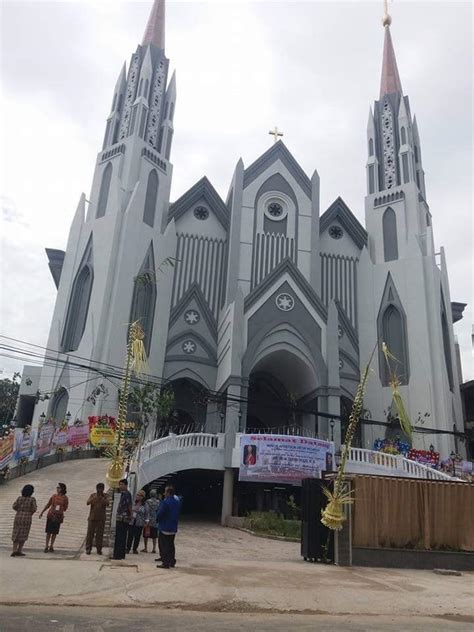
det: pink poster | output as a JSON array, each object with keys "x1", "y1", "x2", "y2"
[{"x1": 68, "y1": 423, "x2": 89, "y2": 447}]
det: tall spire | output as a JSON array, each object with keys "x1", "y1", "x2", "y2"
[
  {"x1": 142, "y1": 0, "x2": 165, "y2": 50},
  {"x1": 379, "y1": 2, "x2": 402, "y2": 98},
  {"x1": 379, "y1": 25, "x2": 403, "y2": 97}
]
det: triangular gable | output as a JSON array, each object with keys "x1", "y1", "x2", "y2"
[
  {"x1": 243, "y1": 141, "x2": 312, "y2": 198},
  {"x1": 320, "y1": 197, "x2": 368, "y2": 250},
  {"x1": 168, "y1": 176, "x2": 229, "y2": 230},
  {"x1": 137, "y1": 241, "x2": 156, "y2": 276},
  {"x1": 377, "y1": 272, "x2": 406, "y2": 320},
  {"x1": 244, "y1": 256, "x2": 327, "y2": 322},
  {"x1": 169, "y1": 282, "x2": 217, "y2": 340},
  {"x1": 334, "y1": 300, "x2": 359, "y2": 354}
]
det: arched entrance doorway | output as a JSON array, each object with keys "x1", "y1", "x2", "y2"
[
  {"x1": 246, "y1": 349, "x2": 318, "y2": 434},
  {"x1": 158, "y1": 377, "x2": 209, "y2": 437}
]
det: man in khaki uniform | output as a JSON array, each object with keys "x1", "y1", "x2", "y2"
[{"x1": 85, "y1": 483, "x2": 109, "y2": 555}]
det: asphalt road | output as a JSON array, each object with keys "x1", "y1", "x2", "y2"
[{"x1": 0, "y1": 606, "x2": 473, "y2": 631}]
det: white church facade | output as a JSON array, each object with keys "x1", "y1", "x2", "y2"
[{"x1": 18, "y1": 1, "x2": 465, "y2": 485}]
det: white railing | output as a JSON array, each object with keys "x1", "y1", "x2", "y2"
[
  {"x1": 140, "y1": 432, "x2": 224, "y2": 463},
  {"x1": 347, "y1": 447, "x2": 457, "y2": 481}
]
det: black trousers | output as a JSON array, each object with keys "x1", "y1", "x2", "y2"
[
  {"x1": 113, "y1": 521, "x2": 128, "y2": 560},
  {"x1": 126, "y1": 524, "x2": 143, "y2": 553},
  {"x1": 158, "y1": 532, "x2": 176, "y2": 567}
]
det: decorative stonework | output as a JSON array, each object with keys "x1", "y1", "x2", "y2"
[
  {"x1": 193, "y1": 206, "x2": 209, "y2": 220},
  {"x1": 381, "y1": 101, "x2": 396, "y2": 190},
  {"x1": 338, "y1": 359, "x2": 344, "y2": 369},
  {"x1": 338, "y1": 326, "x2": 344, "y2": 339},
  {"x1": 182, "y1": 340, "x2": 196, "y2": 354},
  {"x1": 329, "y1": 225, "x2": 343, "y2": 239},
  {"x1": 276, "y1": 293, "x2": 295, "y2": 312},
  {"x1": 146, "y1": 59, "x2": 166, "y2": 149},
  {"x1": 119, "y1": 54, "x2": 140, "y2": 140},
  {"x1": 184, "y1": 310, "x2": 200, "y2": 325},
  {"x1": 264, "y1": 197, "x2": 288, "y2": 221}
]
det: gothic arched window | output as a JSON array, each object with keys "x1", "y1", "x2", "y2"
[
  {"x1": 383, "y1": 207, "x2": 398, "y2": 262},
  {"x1": 96, "y1": 162, "x2": 112, "y2": 218},
  {"x1": 381, "y1": 305, "x2": 408, "y2": 385},
  {"x1": 130, "y1": 245, "x2": 156, "y2": 355},
  {"x1": 143, "y1": 169, "x2": 159, "y2": 227},
  {"x1": 400, "y1": 126, "x2": 407, "y2": 145},
  {"x1": 169, "y1": 102, "x2": 175, "y2": 121},
  {"x1": 51, "y1": 388, "x2": 69, "y2": 422},
  {"x1": 377, "y1": 273, "x2": 409, "y2": 387},
  {"x1": 61, "y1": 240, "x2": 94, "y2": 352},
  {"x1": 368, "y1": 138, "x2": 374, "y2": 156}
]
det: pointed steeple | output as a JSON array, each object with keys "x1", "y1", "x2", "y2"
[
  {"x1": 142, "y1": 0, "x2": 165, "y2": 50},
  {"x1": 380, "y1": 26, "x2": 403, "y2": 98}
]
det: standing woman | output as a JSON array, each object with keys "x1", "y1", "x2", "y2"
[
  {"x1": 126, "y1": 490, "x2": 148, "y2": 554},
  {"x1": 39, "y1": 482, "x2": 69, "y2": 552},
  {"x1": 11, "y1": 484, "x2": 37, "y2": 557},
  {"x1": 141, "y1": 489, "x2": 160, "y2": 554}
]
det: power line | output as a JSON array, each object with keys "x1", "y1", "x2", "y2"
[{"x1": 1, "y1": 336, "x2": 466, "y2": 440}]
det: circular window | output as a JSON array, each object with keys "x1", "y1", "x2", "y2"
[
  {"x1": 264, "y1": 198, "x2": 287, "y2": 221},
  {"x1": 194, "y1": 206, "x2": 209, "y2": 220},
  {"x1": 329, "y1": 225, "x2": 343, "y2": 240},
  {"x1": 268, "y1": 202, "x2": 283, "y2": 218},
  {"x1": 275, "y1": 293, "x2": 295, "y2": 312}
]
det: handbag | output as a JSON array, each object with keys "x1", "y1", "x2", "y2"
[{"x1": 143, "y1": 525, "x2": 151, "y2": 538}]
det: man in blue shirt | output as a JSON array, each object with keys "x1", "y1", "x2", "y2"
[{"x1": 156, "y1": 485, "x2": 181, "y2": 569}]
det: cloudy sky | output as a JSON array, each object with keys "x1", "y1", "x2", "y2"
[{"x1": 1, "y1": 0, "x2": 472, "y2": 381}]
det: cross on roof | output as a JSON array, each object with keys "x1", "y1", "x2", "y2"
[{"x1": 268, "y1": 126, "x2": 283, "y2": 144}]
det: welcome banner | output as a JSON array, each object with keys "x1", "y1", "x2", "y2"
[{"x1": 239, "y1": 434, "x2": 335, "y2": 485}]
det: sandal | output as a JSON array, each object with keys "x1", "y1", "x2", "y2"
[
  {"x1": 49, "y1": 547, "x2": 55, "y2": 553},
  {"x1": 44, "y1": 547, "x2": 49, "y2": 553}
]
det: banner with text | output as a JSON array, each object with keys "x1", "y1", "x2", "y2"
[
  {"x1": 239, "y1": 434, "x2": 335, "y2": 485},
  {"x1": 36, "y1": 420, "x2": 55, "y2": 457},
  {"x1": 0, "y1": 433, "x2": 14, "y2": 469}
]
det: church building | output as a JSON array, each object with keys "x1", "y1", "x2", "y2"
[{"x1": 18, "y1": 1, "x2": 465, "y2": 478}]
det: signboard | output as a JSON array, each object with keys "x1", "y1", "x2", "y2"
[
  {"x1": 52, "y1": 422, "x2": 69, "y2": 448},
  {"x1": 90, "y1": 426, "x2": 115, "y2": 447},
  {"x1": 14, "y1": 428, "x2": 33, "y2": 460},
  {"x1": 68, "y1": 422, "x2": 89, "y2": 447},
  {"x1": 0, "y1": 433, "x2": 14, "y2": 469},
  {"x1": 88, "y1": 416, "x2": 117, "y2": 448},
  {"x1": 36, "y1": 420, "x2": 55, "y2": 457},
  {"x1": 239, "y1": 434, "x2": 335, "y2": 485}
]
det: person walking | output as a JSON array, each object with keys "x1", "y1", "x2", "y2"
[
  {"x1": 141, "y1": 489, "x2": 160, "y2": 554},
  {"x1": 11, "y1": 484, "x2": 37, "y2": 557},
  {"x1": 126, "y1": 490, "x2": 148, "y2": 554},
  {"x1": 156, "y1": 485, "x2": 181, "y2": 569},
  {"x1": 112, "y1": 478, "x2": 132, "y2": 560},
  {"x1": 85, "y1": 483, "x2": 109, "y2": 555},
  {"x1": 39, "y1": 482, "x2": 69, "y2": 553}
]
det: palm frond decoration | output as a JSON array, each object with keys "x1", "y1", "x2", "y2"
[
  {"x1": 381, "y1": 342, "x2": 413, "y2": 437},
  {"x1": 321, "y1": 344, "x2": 376, "y2": 531},
  {"x1": 106, "y1": 320, "x2": 149, "y2": 487}
]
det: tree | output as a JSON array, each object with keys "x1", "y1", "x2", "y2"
[
  {"x1": 0, "y1": 372, "x2": 20, "y2": 425},
  {"x1": 128, "y1": 383, "x2": 175, "y2": 440}
]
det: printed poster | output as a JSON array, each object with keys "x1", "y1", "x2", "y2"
[
  {"x1": 0, "y1": 433, "x2": 14, "y2": 469},
  {"x1": 239, "y1": 434, "x2": 335, "y2": 485},
  {"x1": 68, "y1": 422, "x2": 89, "y2": 447}
]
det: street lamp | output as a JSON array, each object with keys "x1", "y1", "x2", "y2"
[
  {"x1": 219, "y1": 411, "x2": 225, "y2": 433},
  {"x1": 238, "y1": 409, "x2": 242, "y2": 432},
  {"x1": 450, "y1": 450, "x2": 456, "y2": 477},
  {"x1": 329, "y1": 418, "x2": 335, "y2": 442},
  {"x1": 65, "y1": 411, "x2": 71, "y2": 424},
  {"x1": 429, "y1": 444, "x2": 434, "y2": 453}
]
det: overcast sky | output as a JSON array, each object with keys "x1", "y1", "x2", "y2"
[{"x1": 0, "y1": 0, "x2": 472, "y2": 382}]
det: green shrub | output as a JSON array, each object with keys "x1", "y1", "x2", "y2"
[{"x1": 244, "y1": 511, "x2": 301, "y2": 540}]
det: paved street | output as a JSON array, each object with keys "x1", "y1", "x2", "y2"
[
  {"x1": 0, "y1": 606, "x2": 472, "y2": 631},
  {"x1": 0, "y1": 459, "x2": 108, "y2": 554}
]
